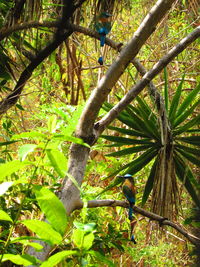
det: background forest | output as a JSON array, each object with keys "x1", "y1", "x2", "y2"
[{"x1": 0, "y1": 0, "x2": 200, "y2": 266}]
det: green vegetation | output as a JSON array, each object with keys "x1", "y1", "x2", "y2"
[{"x1": 0, "y1": 0, "x2": 199, "y2": 266}]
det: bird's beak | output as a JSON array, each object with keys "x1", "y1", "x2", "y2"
[{"x1": 117, "y1": 176, "x2": 125, "y2": 178}]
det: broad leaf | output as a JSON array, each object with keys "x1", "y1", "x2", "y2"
[
  {"x1": 0, "y1": 210, "x2": 13, "y2": 222},
  {"x1": 0, "y1": 160, "x2": 31, "y2": 181},
  {"x1": 40, "y1": 251, "x2": 78, "y2": 267},
  {"x1": 34, "y1": 186, "x2": 68, "y2": 236},
  {"x1": 22, "y1": 220, "x2": 62, "y2": 245},
  {"x1": 1, "y1": 254, "x2": 39, "y2": 266},
  {"x1": 18, "y1": 144, "x2": 37, "y2": 161},
  {"x1": 46, "y1": 149, "x2": 67, "y2": 178}
]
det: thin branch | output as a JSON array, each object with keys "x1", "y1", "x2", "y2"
[
  {"x1": 74, "y1": 199, "x2": 200, "y2": 247},
  {"x1": 94, "y1": 26, "x2": 200, "y2": 137}
]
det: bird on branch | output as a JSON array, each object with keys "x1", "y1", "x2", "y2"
[
  {"x1": 118, "y1": 173, "x2": 137, "y2": 244},
  {"x1": 95, "y1": 12, "x2": 112, "y2": 65}
]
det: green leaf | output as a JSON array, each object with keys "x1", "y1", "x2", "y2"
[
  {"x1": 74, "y1": 222, "x2": 96, "y2": 232},
  {"x1": 1, "y1": 254, "x2": 39, "y2": 266},
  {"x1": 175, "y1": 147, "x2": 200, "y2": 167},
  {"x1": 142, "y1": 157, "x2": 158, "y2": 206},
  {"x1": 52, "y1": 134, "x2": 90, "y2": 147},
  {"x1": 174, "y1": 155, "x2": 200, "y2": 207},
  {"x1": 22, "y1": 220, "x2": 62, "y2": 245},
  {"x1": 173, "y1": 115, "x2": 200, "y2": 135},
  {"x1": 169, "y1": 74, "x2": 185, "y2": 122},
  {"x1": 0, "y1": 160, "x2": 31, "y2": 181},
  {"x1": 176, "y1": 83, "x2": 200, "y2": 117},
  {"x1": 0, "y1": 140, "x2": 18, "y2": 147},
  {"x1": 175, "y1": 144, "x2": 200, "y2": 157},
  {"x1": 107, "y1": 125, "x2": 147, "y2": 138},
  {"x1": 72, "y1": 228, "x2": 85, "y2": 249},
  {"x1": 172, "y1": 99, "x2": 200, "y2": 129},
  {"x1": 126, "y1": 147, "x2": 158, "y2": 175},
  {"x1": 18, "y1": 144, "x2": 37, "y2": 161},
  {"x1": 40, "y1": 250, "x2": 78, "y2": 267},
  {"x1": 47, "y1": 115, "x2": 57, "y2": 133},
  {"x1": 101, "y1": 135, "x2": 153, "y2": 145},
  {"x1": 0, "y1": 210, "x2": 13, "y2": 222},
  {"x1": 164, "y1": 67, "x2": 169, "y2": 113},
  {"x1": 105, "y1": 144, "x2": 153, "y2": 157},
  {"x1": 82, "y1": 232, "x2": 95, "y2": 250},
  {"x1": 16, "y1": 103, "x2": 25, "y2": 110},
  {"x1": 34, "y1": 186, "x2": 68, "y2": 236},
  {"x1": 176, "y1": 136, "x2": 200, "y2": 146},
  {"x1": 88, "y1": 251, "x2": 115, "y2": 267},
  {"x1": 72, "y1": 229, "x2": 94, "y2": 250},
  {"x1": 12, "y1": 131, "x2": 47, "y2": 140},
  {"x1": 46, "y1": 149, "x2": 67, "y2": 178}
]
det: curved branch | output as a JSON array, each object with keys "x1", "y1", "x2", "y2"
[
  {"x1": 0, "y1": 21, "x2": 59, "y2": 41},
  {"x1": 74, "y1": 199, "x2": 200, "y2": 247}
]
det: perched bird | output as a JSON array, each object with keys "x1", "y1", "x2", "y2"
[
  {"x1": 118, "y1": 174, "x2": 137, "y2": 243},
  {"x1": 95, "y1": 12, "x2": 112, "y2": 65}
]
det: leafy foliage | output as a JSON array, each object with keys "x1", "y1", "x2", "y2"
[{"x1": 101, "y1": 82, "x2": 200, "y2": 208}]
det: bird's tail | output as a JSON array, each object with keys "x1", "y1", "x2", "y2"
[
  {"x1": 131, "y1": 234, "x2": 137, "y2": 244},
  {"x1": 128, "y1": 206, "x2": 133, "y2": 221},
  {"x1": 100, "y1": 34, "x2": 106, "y2": 47},
  {"x1": 98, "y1": 56, "x2": 103, "y2": 65}
]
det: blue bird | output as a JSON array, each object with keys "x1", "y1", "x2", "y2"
[
  {"x1": 118, "y1": 174, "x2": 137, "y2": 243},
  {"x1": 95, "y1": 12, "x2": 112, "y2": 65}
]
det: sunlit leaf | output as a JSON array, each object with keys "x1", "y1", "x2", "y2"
[
  {"x1": 40, "y1": 250, "x2": 77, "y2": 267},
  {"x1": 46, "y1": 149, "x2": 67, "y2": 178},
  {"x1": 0, "y1": 210, "x2": 13, "y2": 222},
  {"x1": 34, "y1": 186, "x2": 68, "y2": 236},
  {"x1": 22, "y1": 220, "x2": 62, "y2": 245},
  {"x1": 0, "y1": 160, "x2": 31, "y2": 181},
  {"x1": 18, "y1": 144, "x2": 37, "y2": 161},
  {"x1": 1, "y1": 254, "x2": 39, "y2": 266}
]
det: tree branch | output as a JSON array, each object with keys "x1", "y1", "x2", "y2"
[{"x1": 74, "y1": 199, "x2": 200, "y2": 247}]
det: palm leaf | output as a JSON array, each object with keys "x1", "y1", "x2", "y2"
[
  {"x1": 175, "y1": 147, "x2": 200, "y2": 167},
  {"x1": 173, "y1": 114, "x2": 200, "y2": 136},
  {"x1": 172, "y1": 99, "x2": 200, "y2": 129},
  {"x1": 101, "y1": 135, "x2": 153, "y2": 145},
  {"x1": 107, "y1": 125, "x2": 149, "y2": 138},
  {"x1": 106, "y1": 144, "x2": 154, "y2": 157},
  {"x1": 169, "y1": 74, "x2": 185, "y2": 122},
  {"x1": 142, "y1": 157, "x2": 158, "y2": 206},
  {"x1": 125, "y1": 147, "x2": 158, "y2": 175},
  {"x1": 176, "y1": 83, "x2": 200, "y2": 118},
  {"x1": 174, "y1": 155, "x2": 200, "y2": 207},
  {"x1": 164, "y1": 67, "x2": 169, "y2": 113},
  {"x1": 175, "y1": 144, "x2": 200, "y2": 157},
  {"x1": 176, "y1": 136, "x2": 200, "y2": 146}
]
